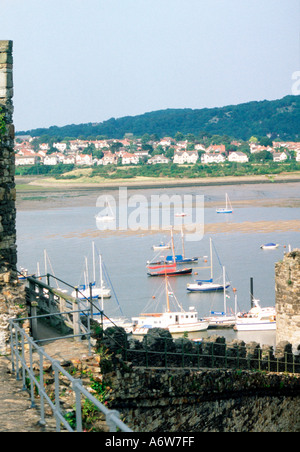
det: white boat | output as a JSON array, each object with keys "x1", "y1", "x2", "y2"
[
  {"x1": 260, "y1": 243, "x2": 279, "y2": 250},
  {"x1": 187, "y1": 239, "x2": 230, "y2": 292},
  {"x1": 152, "y1": 242, "x2": 171, "y2": 251},
  {"x1": 175, "y1": 212, "x2": 188, "y2": 217},
  {"x1": 203, "y1": 269, "x2": 237, "y2": 328},
  {"x1": 95, "y1": 197, "x2": 115, "y2": 223},
  {"x1": 72, "y1": 244, "x2": 111, "y2": 300},
  {"x1": 132, "y1": 276, "x2": 209, "y2": 336},
  {"x1": 234, "y1": 299, "x2": 276, "y2": 331},
  {"x1": 216, "y1": 193, "x2": 233, "y2": 214}
]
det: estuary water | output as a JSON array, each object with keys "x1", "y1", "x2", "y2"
[{"x1": 16, "y1": 181, "x2": 300, "y2": 346}]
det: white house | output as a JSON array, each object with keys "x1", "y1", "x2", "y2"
[
  {"x1": 44, "y1": 154, "x2": 59, "y2": 165},
  {"x1": 53, "y1": 142, "x2": 67, "y2": 152},
  {"x1": 148, "y1": 155, "x2": 170, "y2": 164},
  {"x1": 15, "y1": 150, "x2": 38, "y2": 166},
  {"x1": 296, "y1": 151, "x2": 300, "y2": 162},
  {"x1": 173, "y1": 150, "x2": 198, "y2": 164},
  {"x1": 201, "y1": 152, "x2": 226, "y2": 164},
  {"x1": 76, "y1": 154, "x2": 93, "y2": 165},
  {"x1": 122, "y1": 152, "x2": 139, "y2": 165},
  {"x1": 101, "y1": 152, "x2": 118, "y2": 165},
  {"x1": 272, "y1": 151, "x2": 289, "y2": 162},
  {"x1": 228, "y1": 151, "x2": 249, "y2": 163}
]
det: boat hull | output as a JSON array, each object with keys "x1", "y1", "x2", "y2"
[
  {"x1": 148, "y1": 268, "x2": 193, "y2": 276},
  {"x1": 216, "y1": 209, "x2": 233, "y2": 214},
  {"x1": 133, "y1": 321, "x2": 209, "y2": 336},
  {"x1": 187, "y1": 283, "x2": 230, "y2": 292},
  {"x1": 234, "y1": 321, "x2": 276, "y2": 331}
]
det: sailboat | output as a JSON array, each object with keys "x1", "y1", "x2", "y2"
[
  {"x1": 216, "y1": 193, "x2": 233, "y2": 214},
  {"x1": 147, "y1": 227, "x2": 193, "y2": 276},
  {"x1": 132, "y1": 275, "x2": 209, "y2": 335},
  {"x1": 187, "y1": 238, "x2": 230, "y2": 292},
  {"x1": 95, "y1": 197, "x2": 115, "y2": 223},
  {"x1": 148, "y1": 226, "x2": 198, "y2": 268},
  {"x1": 165, "y1": 225, "x2": 198, "y2": 264},
  {"x1": 203, "y1": 267, "x2": 237, "y2": 328},
  {"x1": 72, "y1": 244, "x2": 111, "y2": 300}
]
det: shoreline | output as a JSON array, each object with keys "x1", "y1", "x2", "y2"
[{"x1": 15, "y1": 172, "x2": 300, "y2": 193}]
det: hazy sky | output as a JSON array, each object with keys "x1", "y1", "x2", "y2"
[{"x1": 1, "y1": 0, "x2": 300, "y2": 131}]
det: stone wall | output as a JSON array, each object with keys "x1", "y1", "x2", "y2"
[
  {"x1": 275, "y1": 250, "x2": 300, "y2": 350},
  {"x1": 0, "y1": 40, "x2": 17, "y2": 286},
  {"x1": 103, "y1": 365, "x2": 300, "y2": 432},
  {"x1": 0, "y1": 40, "x2": 26, "y2": 354}
]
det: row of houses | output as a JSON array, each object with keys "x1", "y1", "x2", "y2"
[{"x1": 15, "y1": 138, "x2": 300, "y2": 167}]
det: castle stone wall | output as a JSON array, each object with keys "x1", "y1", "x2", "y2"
[{"x1": 275, "y1": 250, "x2": 300, "y2": 350}]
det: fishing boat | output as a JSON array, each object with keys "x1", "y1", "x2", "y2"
[
  {"x1": 234, "y1": 299, "x2": 276, "y2": 331},
  {"x1": 260, "y1": 243, "x2": 279, "y2": 250},
  {"x1": 95, "y1": 197, "x2": 115, "y2": 223},
  {"x1": 187, "y1": 239, "x2": 230, "y2": 292},
  {"x1": 216, "y1": 193, "x2": 233, "y2": 214},
  {"x1": 132, "y1": 276, "x2": 209, "y2": 335}
]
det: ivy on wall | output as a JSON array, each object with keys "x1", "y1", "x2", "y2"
[{"x1": 0, "y1": 108, "x2": 6, "y2": 137}]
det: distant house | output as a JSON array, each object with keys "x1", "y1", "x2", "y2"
[
  {"x1": 148, "y1": 155, "x2": 170, "y2": 164},
  {"x1": 296, "y1": 151, "x2": 300, "y2": 162},
  {"x1": 159, "y1": 137, "x2": 174, "y2": 147},
  {"x1": 173, "y1": 150, "x2": 198, "y2": 164},
  {"x1": 44, "y1": 154, "x2": 59, "y2": 165},
  {"x1": 228, "y1": 151, "x2": 249, "y2": 163},
  {"x1": 75, "y1": 154, "x2": 93, "y2": 165},
  {"x1": 101, "y1": 152, "x2": 118, "y2": 165},
  {"x1": 272, "y1": 151, "x2": 289, "y2": 162},
  {"x1": 206, "y1": 144, "x2": 226, "y2": 154},
  {"x1": 250, "y1": 143, "x2": 273, "y2": 154},
  {"x1": 122, "y1": 152, "x2": 139, "y2": 165},
  {"x1": 53, "y1": 142, "x2": 67, "y2": 152},
  {"x1": 15, "y1": 150, "x2": 38, "y2": 166},
  {"x1": 201, "y1": 152, "x2": 226, "y2": 164}
]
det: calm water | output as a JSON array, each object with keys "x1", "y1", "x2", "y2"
[{"x1": 16, "y1": 182, "x2": 300, "y2": 346}]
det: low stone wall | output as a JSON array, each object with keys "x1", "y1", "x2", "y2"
[
  {"x1": 104, "y1": 365, "x2": 300, "y2": 432},
  {"x1": 86, "y1": 327, "x2": 300, "y2": 432}
]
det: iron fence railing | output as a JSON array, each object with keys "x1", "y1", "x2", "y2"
[
  {"x1": 117, "y1": 334, "x2": 300, "y2": 374},
  {"x1": 9, "y1": 317, "x2": 133, "y2": 432}
]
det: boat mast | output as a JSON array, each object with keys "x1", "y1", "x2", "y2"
[
  {"x1": 210, "y1": 238, "x2": 213, "y2": 280},
  {"x1": 223, "y1": 266, "x2": 226, "y2": 313},
  {"x1": 171, "y1": 227, "x2": 176, "y2": 263},
  {"x1": 92, "y1": 241, "x2": 96, "y2": 283},
  {"x1": 100, "y1": 254, "x2": 104, "y2": 311},
  {"x1": 165, "y1": 273, "x2": 171, "y2": 313},
  {"x1": 181, "y1": 224, "x2": 185, "y2": 259}
]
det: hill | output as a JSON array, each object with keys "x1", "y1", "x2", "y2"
[{"x1": 17, "y1": 95, "x2": 300, "y2": 141}]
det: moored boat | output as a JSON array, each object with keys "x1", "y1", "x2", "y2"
[
  {"x1": 132, "y1": 276, "x2": 209, "y2": 335},
  {"x1": 234, "y1": 299, "x2": 276, "y2": 331}
]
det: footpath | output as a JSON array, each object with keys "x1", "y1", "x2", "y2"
[
  {"x1": 0, "y1": 337, "x2": 92, "y2": 432},
  {"x1": 0, "y1": 355, "x2": 55, "y2": 432}
]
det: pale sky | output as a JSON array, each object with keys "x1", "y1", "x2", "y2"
[{"x1": 1, "y1": 0, "x2": 299, "y2": 131}]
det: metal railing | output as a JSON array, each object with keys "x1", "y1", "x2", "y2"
[
  {"x1": 121, "y1": 335, "x2": 300, "y2": 374},
  {"x1": 9, "y1": 316, "x2": 133, "y2": 432}
]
